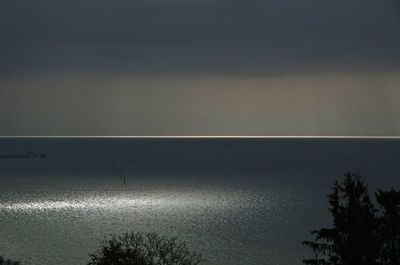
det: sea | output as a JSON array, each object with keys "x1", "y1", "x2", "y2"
[{"x1": 0, "y1": 137, "x2": 399, "y2": 265}]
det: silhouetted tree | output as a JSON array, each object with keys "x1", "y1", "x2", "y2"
[
  {"x1": 376, "y1": 189, "x2": 400, "y2": 265},
  {"x1": 88, "y1": 232, "x2": 204, "y2": 265},
  {"x1": 0, "y1": 256, "x2": 20, "y2": 265},
  {"x1": 303, "y1": 171, "x2": 380, "y2": 265}
]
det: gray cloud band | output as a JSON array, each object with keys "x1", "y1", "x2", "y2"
[{"x1": 0, "y1": 0, "x2": 399, "y2": 76}]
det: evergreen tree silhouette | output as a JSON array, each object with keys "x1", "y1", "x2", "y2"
[
  {"x1": 376, "y1": 189, "x2": 400, "y2": 265},
  {"x1": 303, "y1": 171, "x2": 380, "y2": 265}
]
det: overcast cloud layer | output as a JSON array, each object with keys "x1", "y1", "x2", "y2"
[
  {"x1": 1, "y1": 0, "x2": 399, "y2": 135},
  {"x1": 1, "y1": 0, "x2": 400, "y2": 75}
]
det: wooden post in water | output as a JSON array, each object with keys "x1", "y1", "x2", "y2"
[{"x1": 112, "y1": 160, "x2": 126, "y2": 184}]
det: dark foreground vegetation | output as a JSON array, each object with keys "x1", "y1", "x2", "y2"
[
  {"x1": 88, "y1": 232, "x2": 204, "y2": 265},
  {"x1": 303, "y1": 171, "x2": 400, "y2": 265},
  {"x1": 1, "y1": 232, "x2": 203, "y2": 265},
  {"x1": 0, "y1": 256, "x2": 20, "y2": 265}
]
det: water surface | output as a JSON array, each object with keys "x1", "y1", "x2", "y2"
[{"x1": 0, "y1": 138, "x2": 399, "y2": 265}]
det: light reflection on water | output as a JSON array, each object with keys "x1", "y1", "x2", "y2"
[
  {"x1": 0, "y1": 184, "x2": 308, "y2": 265},
  {"x1": 0, "y1": 188, "x2": 262, "y2": 212},
  {"x1": 0, "y1": 195, "x2": 197, "y2": 211}
]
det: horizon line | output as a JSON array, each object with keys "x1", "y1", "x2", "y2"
[{"x1": 0, "y1": 136, "x2": 400, "y2": 139}]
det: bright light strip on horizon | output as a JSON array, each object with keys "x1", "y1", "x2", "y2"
[{"x1": 0, "y1": 136, "x2": 400, "y2": 139}]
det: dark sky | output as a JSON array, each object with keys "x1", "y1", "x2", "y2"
[{"x1": 1, "y1": 0, "x2": 399, "y2": 136}]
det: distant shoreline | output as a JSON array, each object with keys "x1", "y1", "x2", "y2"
[{"x1": 0, "y1": 152, "x2": 47, "y2": 159}]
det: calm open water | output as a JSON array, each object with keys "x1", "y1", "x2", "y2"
[{"x1": 0, "y1": 138, "x2": 399, "y2": 265}]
